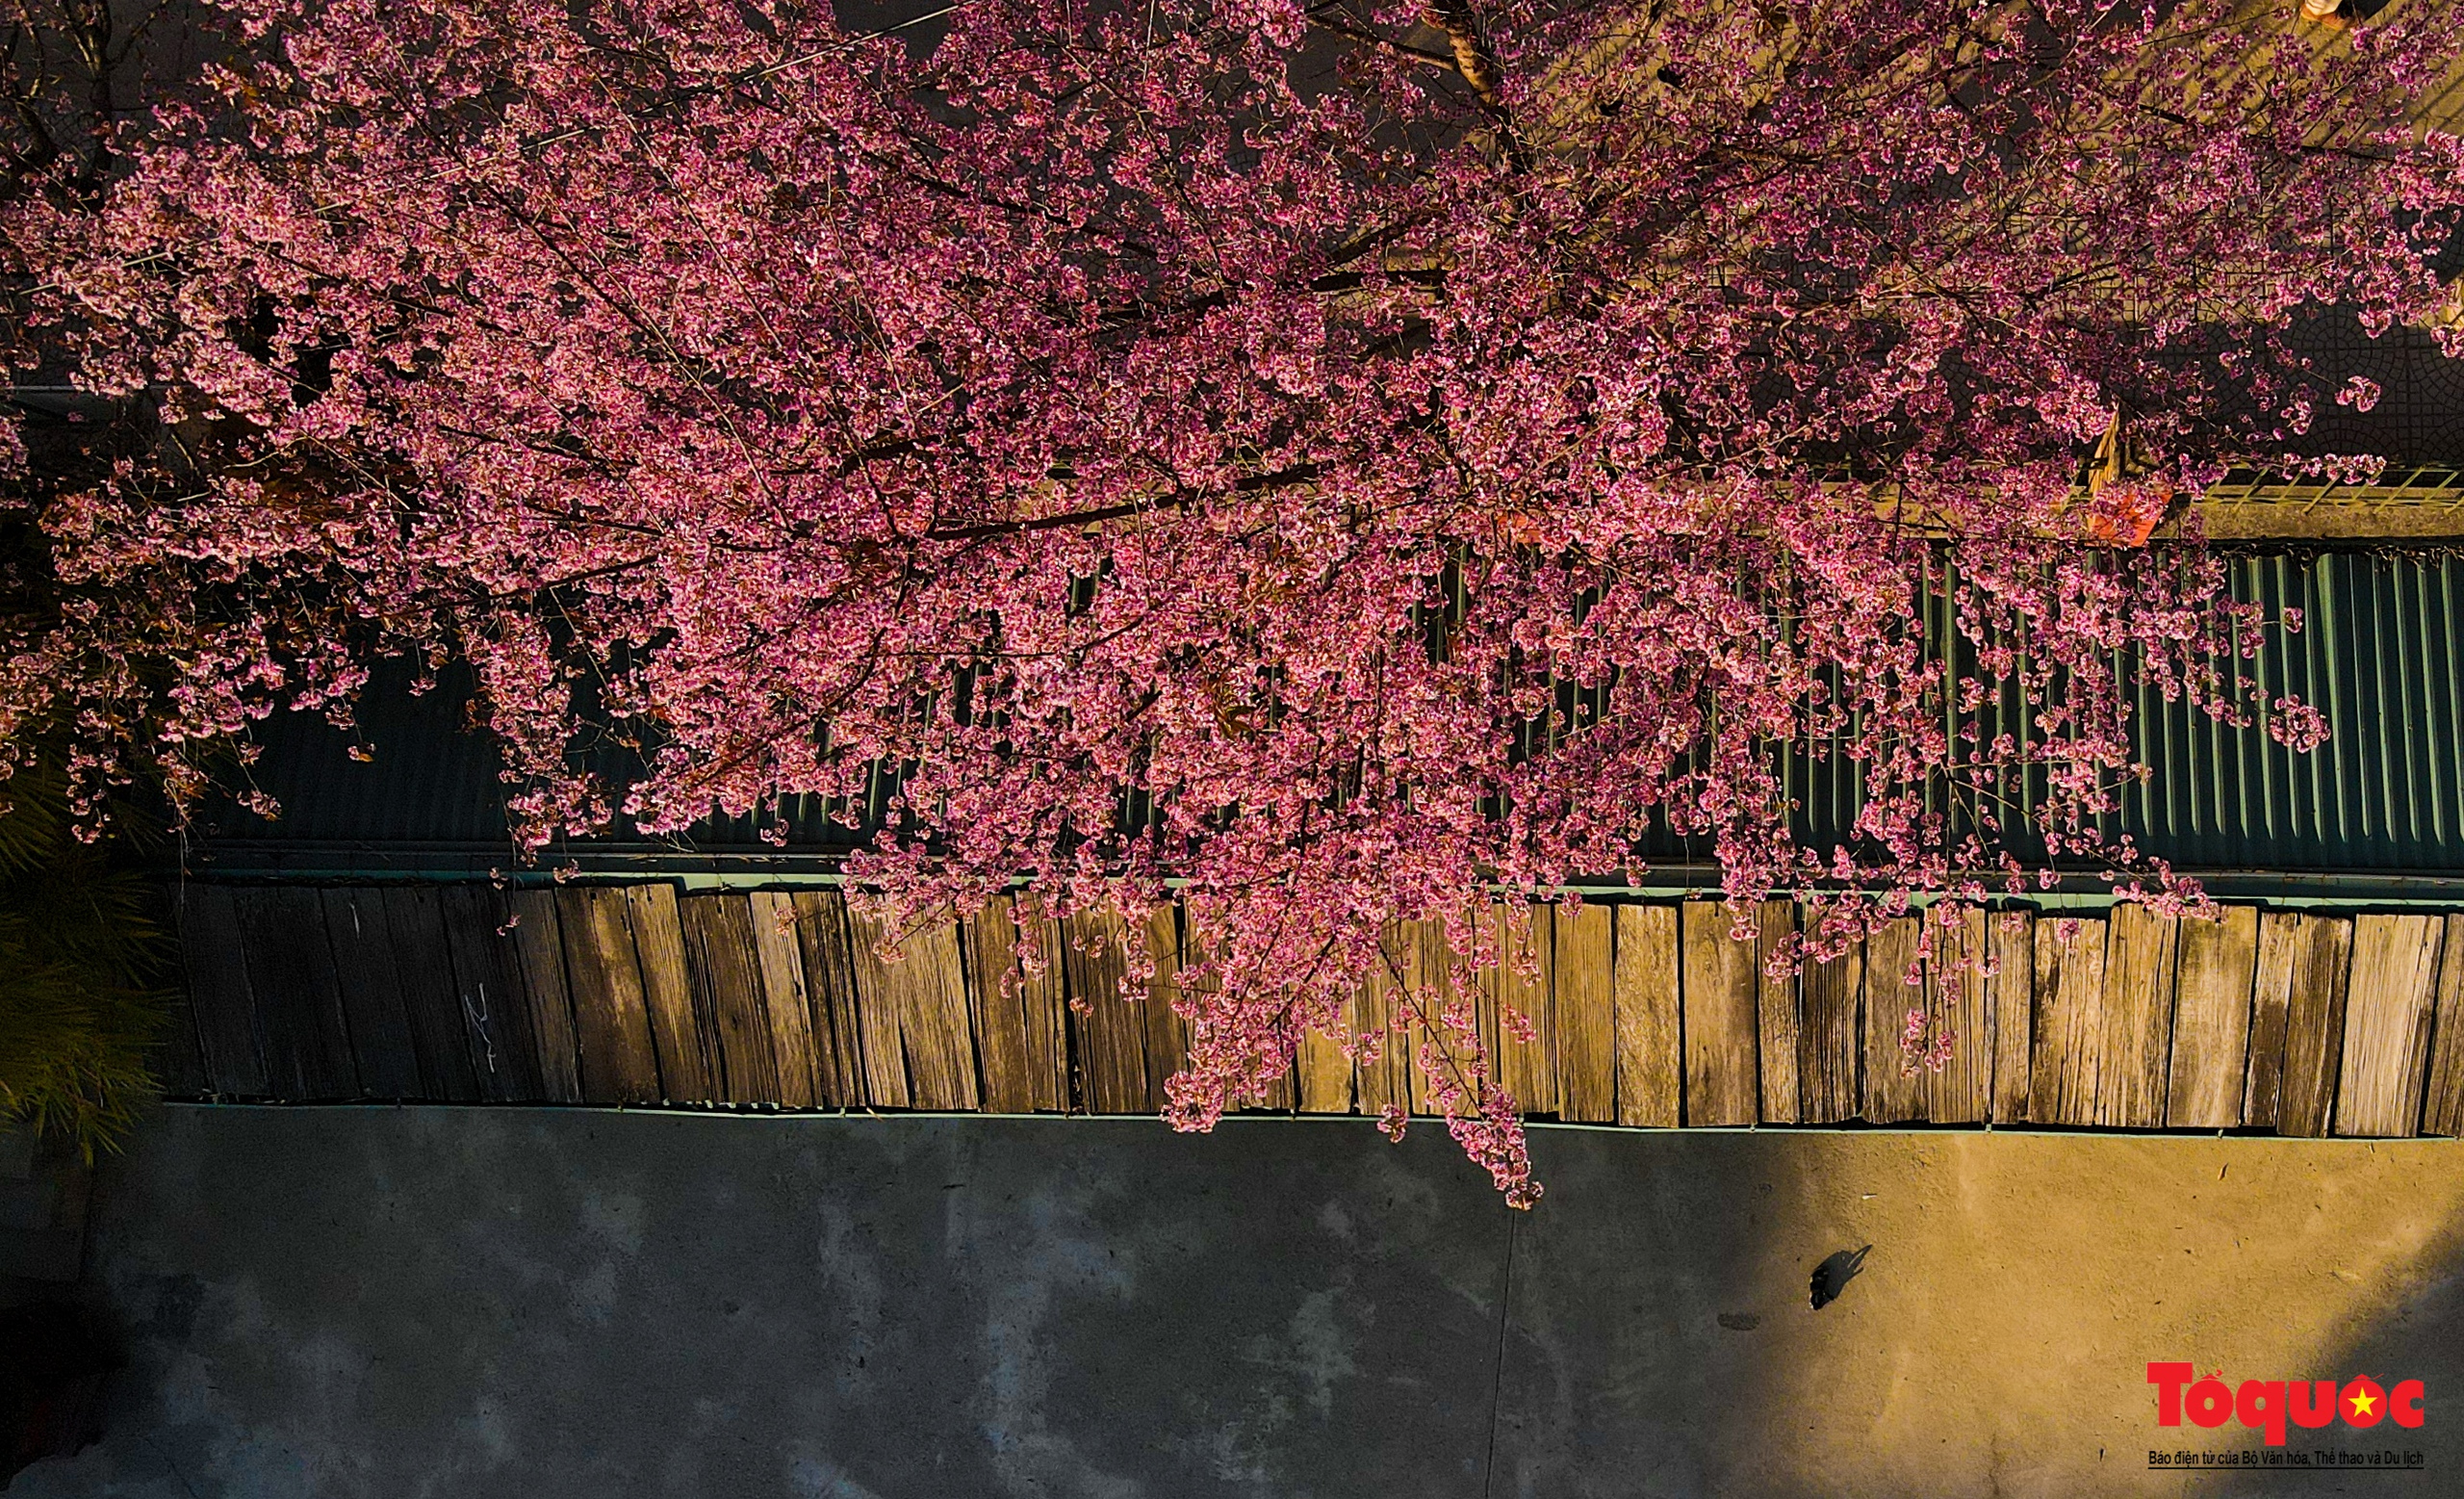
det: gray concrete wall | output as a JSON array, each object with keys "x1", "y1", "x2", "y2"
[{"x1": 11, "y1": 1108, "x2": 2464, "y2": 1498}]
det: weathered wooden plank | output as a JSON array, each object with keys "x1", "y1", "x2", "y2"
[
  {"x1": 1142, "y1": 907, "x2": 1207, "y2": 1111},
  {"x1": 147, "y1": 881, "x2": 212, "y2": 1097},
  {"x1": 1613, "y1": 905, "x2": 1681, "y2": 1127},
  {"x1": 1491, "y1": 903, "x2": 1558, "y2": 1117},
  {"x1": 2027, "y1": 916, "x2": 2107, "y2": 1126},
  {"x1": 230, "y1": 885, "x2": 357, "y2": 1100},
  {"x1": 967, "y1": 899, "x2": 1073, "y2": 1113},
  {"x1": 1402, "y1": 918, "x2": 1461, "y2": 1116},
  {"x1": 2424, "y1": 915, "x2": 2464, "y2": 1138},
  {"x1": 2333, "y1": 914, "x2": 2443, "y2": 1137},
  {"x1": 747, "y1": 892, "x2": 819, "y2": 1108},
  {"x1": 899, "y1": 913, "x2": 981, "y2": 1111},
  {"x1": 439, "y1": 885, "x2": 545, "y2": 1103},
  {"x1": 1464, "y1": 913, "x2": 1501, "y2": 1085},
  {"x1": 2166, "y1": 907, "x2": 2258, "y2": 1129},
  {"x1": 1554, "y1": 902, "x2": 1616, "y2": 1123},
  {"x1": 2244, "y1": 912, "x2": 2303, "y2": 1129},
  {"x1": 789, "y1": 891, "x2": 868, "y2": 1107},
  {"x1": 1062, "y1": 908, "x2": 1143, "y2": 1114},
  {"x1": 1352, "y1": 929, "x2": 1412, "y2": 1118},
  {"x1": 625, "y1": 884, "x2": 719, "y2": 1103},
  {"x1": 2277, "y1": 914, "x2": 2354, "y2": 1139},
  {"x1": 1861, "y1": 916, "x2": 1924, "y2": 1124},
  {"x1": 1681, "y1": 902, "x2": 1758, "y2": 1126},
  {"x1": 1012, "y1": 900, "x2": 1071, "y2": 1111},
  {"x1": 1798, "y1": 945, "x2": 1864, "y2": 1124},
  {"x1": 2095, "y1": 906, "x2": 2179, "y2": 1129},
  {"x1": 1295, "y1": 944, "x2": 1357, "y2": 1117},
  {"x1": 847, "y1": 904, "x2": 915, "y2": 1108},
  {"x1": 962, "y1": 896, "x2": 1038, "y2": 1114},
  {"x1": 1295, "y1": 1021, "x2": 1354, "y2": 1113},
  {"x1": 1988, "y1": 910, "x2": 2033, "y2": 1124},
  {"x1": 850, "y1": 909, "x2": 980, "y2": 1112},
  {"x1": 553, "y1": 887, "x2": 663, "y2": 1104},
  {"x1": 176, "y1": 884, "x2": 268, "y2": 1097},
  {"x1": 1753, "y1": 901, "x2": 1799, "y2": 1124},
  {"x1": 381, "y1": 886, "x2": 481, "y2": 1100},
  {"x1": 1798, "y1": 937, "x2": 1863, "y2": 1125},
  {"x1": 504, "y1": 891, "x2": 583, "y2": 1103},
  {"x1": 679, "y1": 893, "x2": 783, "y2": 1105},
  {"x1": 1924, "y1": 907, "x2": 1992, "y2": 1125},
  {"x1": 152, "y1": 981, "x2": 212, "y2": 1098}
]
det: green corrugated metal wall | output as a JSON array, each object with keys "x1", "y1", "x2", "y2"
[
  {"x1": 2120, "y1": 551, "x2": 2464, "y2": 871},
  {"x1": 191, "y1": 549, "x2": 2464, "y2": 882}
]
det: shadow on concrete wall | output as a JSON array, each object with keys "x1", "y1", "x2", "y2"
[
  {"x1": 2185, "y1": 1199, "x2": 2464, "y2": 1498},
  {"x1": 13, "y1": 1110, "x2": 2464, "y2": 1499},
  {"x1": 1491, "y1": 1127, "x2": 2464, "y2": 1499}
]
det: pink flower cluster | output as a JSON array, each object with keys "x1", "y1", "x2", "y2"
[{"x1": 7, "y1": 0, "x2": 2459, "y2": 1198}]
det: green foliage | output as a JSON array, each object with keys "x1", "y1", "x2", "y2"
[{"x1": 0, "y1": 761, "x2": 167, "y2": 1157}]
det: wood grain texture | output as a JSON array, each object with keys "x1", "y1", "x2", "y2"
[
  {"x1": 747, "y1": 892, "x2": 819, "y2": 1108},
  {"x1": 790, "y1": 891, "x2": 868, "y2": 1107},
  {"x1": 2028, "y1": 916, "x2": 2107, "y2": 1126},
  {"x1": 958, "y1": 896, "x2": 1071, "y2": 1111},
  {"x1": 2277, "y1": 914, "x2": 2354, "y2": 1139},
  {"x1": 505, "y1": 891, "x2": 582, "y2": 1103},
  {"x1": 1143, "y1": 908, "x2": 1208, "y2": 1111},
  {"x1": 679, "y1": 893, "x2": 782, "y2": 1105},
  {"x1": 2244, "y1": 912, "x2": 2303, "y2": 1129},
  {"x1": 439, "y1": 885, "x2": 545, "y2": 1103},
  {"x1": 2424, "y1": 915, "x2": 2464, "y2": 1138},
  {"x1": 2095, "y1": 906, "x2": 2178, "y2": 1128},
  {"x1": 1681, "y1": 902, "x2": 1758, "y2": 1126},
  {"x1": 151, "y1": 949, "x2": 212, "y2": 1098},
  {"x1": 2167, "y1": 907, "x2": 2258, "y2": 1128},
  {"x1": 1402, "y1": 918, "x2": 1460, "y2": 1116},
  {"x1": 847, "y1": 900, "x2": 912, "y2": 1108},
  {"x1": 1296, "y1": 1008, "x2": 1355, "y2": 1115},
  {"x1": 849, "y1": 909, "x2": 980, "y2": 1112},
  {"x1": 845, "y1": 904, "x2": 917, "y2": 1108},
  {"x1": 1798, "y1": 941, "x2": 1863, "y2": 1124},
  {"x1": 1861, "y1": 916, "x2": 1924, "y2": 1124},
  {"x1": 1063, "y1": 908, "x2": 1143, "y2": 1115},
  {"x1": 1491, "y1": 904, "x2": 1558, "y2": 1117},
  {"x1": 1012, "y1": 901, "x2": 1072, "y2": 1111},
  {"x1": 903, "y1": 915, "x2": 982, "y2": 1111},
  {"x1": 554, "y1": 887, "x2": 662, "y2": 1104},
  {"x1": 1924, "y1": 907, "x2": 1992, "y2": 1125},
  {"x1": 2334, "y1": 914, "x2": 2442, "y2": 1137},
  {"x1": 176, "y1": 884, "x2": 268, "y2": 1097},
  {"x1": 962, "y1": 896, "x2": 1038, "y2": 1114},
  {"x1": 381, "y1": 886, "x2": 481, "y2": 1101},
  {"x1": 185, "y1": 881, "x2": 2464, "y2": 1142},
  {"x1": 1353, "y1": 929, "x2": 1412, "y2": 1118},
  {"x1": 1988, "y1": 911, "x2": 2033, "y2": 1124},
  {"x1": 1554, "y1": 902, "x2": 1616, "y2": 1123},
  {"x1": 1753, "y1": 901, "x2": 1799, "y2": 1124},
  {"x1": 625, "y1": 884, "x2": 717, "y2": 1103},
  {"x1": 230, "y1": 885, "x2": 357, "y2": 1100},
  {"x1": 1614, "y1": 905, "x2": 1681, "y2": 1127}
]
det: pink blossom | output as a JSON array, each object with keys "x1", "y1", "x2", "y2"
[{"x1": 0, "y1": 0, "x2": 2445, "y2": 1198}]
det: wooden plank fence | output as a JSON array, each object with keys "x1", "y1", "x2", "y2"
[{"x1": 158, "y1": 884, "x2": 2464, "y2": 1138}]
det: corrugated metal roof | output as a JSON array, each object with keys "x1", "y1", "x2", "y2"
[
  {"x1": 2117, "y1": 549, "x2": 2464, "y2": 871},
  {"x1": 186, "y1": 665, "x2": 886, "y2": 874},
  {"x1": 1763, "y1": 548, "x2": 2464, "y2": 882},
  {"x1": 187, "y1": 549, "x2": 2464, "y2": 883}
]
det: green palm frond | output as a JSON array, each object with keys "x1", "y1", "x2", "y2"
[{"x1": 0, "y1": 757, "x2": 168, "y2": 1157}]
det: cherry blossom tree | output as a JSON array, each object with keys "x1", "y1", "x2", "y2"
[{"x1": 6, "y1": 0, "x2": 2462, "y2": 1199}]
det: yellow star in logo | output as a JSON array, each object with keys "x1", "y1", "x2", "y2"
[{"x1": 2348, "y1": 1388, "x2": 2379, "y2": 1418}]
